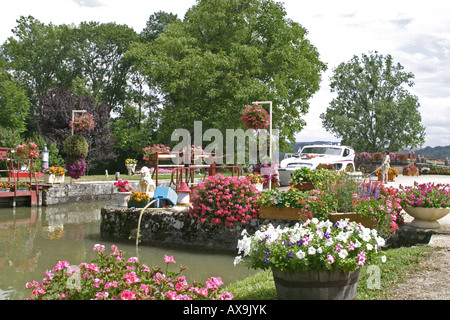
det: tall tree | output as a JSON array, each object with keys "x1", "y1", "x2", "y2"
[
  {"x1": 320, "y1": 51, "x2": 426, "y2": 152},
  {"x1": 128, "y1": 0, "x2": 326, "y2": 150},
  {"x1": 37, "y1": 86, "x2": 116, "y2": 172},
  {"x1": 0, "y1": 59, "x2": 30, "y2": 133}
]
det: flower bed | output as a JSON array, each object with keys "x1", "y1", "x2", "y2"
[
  {"x1": 188, "y1": 174, "x2": 259, "y2": 226},
  {"x1": 26, "y1": 244, "x2": 233, "y2": 300}
]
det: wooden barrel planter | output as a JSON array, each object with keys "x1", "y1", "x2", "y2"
[{"x1": 272, "y1": 269, "x2": 360, "y2": 300}]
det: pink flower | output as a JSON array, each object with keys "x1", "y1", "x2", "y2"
[
  {"x1": 120, "y1": 290, "x2": 137, "y2": 300},
  {"x1": 164, "y1": 255, "x2": 176, "y2": 264},
  {"x1": 52, "y1": 261, "x2": 70, "y2": 271},
  {"x1": 122, "y1": 271, "x2": 141, "y2": 285}
]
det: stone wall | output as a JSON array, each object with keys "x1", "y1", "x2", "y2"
[
  {"x1": 42, "y1": 181, "x2": 155, "y2": 205},
  {"x1": 100, "y1": 205, "x2": 300, "y2": 253}
]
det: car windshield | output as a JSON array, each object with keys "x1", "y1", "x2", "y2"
[{"x1": 301, "y1": 147, "x2": 341, "y2": 156}]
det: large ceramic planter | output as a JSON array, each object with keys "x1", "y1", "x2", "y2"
[
  {"x1": 328, "y1": 212, "x2": 376, "y2": 228},
  {"x1": 403, "y1": 206, "x2": 450, "y2": 229},
  {"x1": 272, "y1": 268, "x2": 360, "y2": 300},
  {"x1": 125, "y1": 164, "x2": 136, "y2": 175},
  {"x1": 115, "y1": 192, "x2": 131, "y2": 207},
  {"x1": 259, "y1": 206, "x2": 300, "y2": 220},
  {"x1": 253, "y1": 183, "x2": 263, "y2": 192},
  {"x1": 44, "y1": 174, "x2": 65, "y2": 184}
]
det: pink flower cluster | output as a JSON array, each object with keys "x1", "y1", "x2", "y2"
[
  {"x1": 188, "y1": 174, "x2": 260, "y2": 226},
  {"x1": 25, "y1": 244, "x2": 233, "y2": 301},
  {"x1": 114, "y1": 178, "x2": 132, "y2": 192},
  {"x1": 16, "y1": 142, "x2": 40, "y2": 159},
  {"x1": 69, "y1": 113, "x2": 95, "y2": 132},
  {"x1": 240, "y1": 104, "x2": 270, "y2": 130}
]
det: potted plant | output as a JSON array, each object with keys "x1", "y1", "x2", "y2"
[
  {"x1": 113, "y1": 178, "x2": 133, "y2": 207},
  {"x1": 290, "y1": 167, "x2": 314, "y2": 191},
  {"x1": 188, "y1": 174, "x2": 259, "y2": 226},
  {"x1": 127, "y1": 190, "x2": 152, "y2": 208},
  {"x1": 258, "y1": 188, "x2": 333, "y2": 221},
  {"x1": 375, "y1": 167, "x2": 399, "y2": 181},
  {"x1": 65, "y1": 158, "x2": 87, "y2": 180},
  {"x1": 142, "y1": 144, "x2": 171, "y2": 165},
  {"x1": 125, "y1": 159, "x2": 137, "y2": 175},
  {"x1": 0, "y1": 182, "x2": 11, "y2": 192},
  {"x1": 402, "y1": 164, "x2": 419, "y2": 176},
  {"x1": 69, "y1": 113, "x2": 95, "y2": 132},
  {"x1": 245, "y1": 173, "x2": 265, "y2": 192},
  {"x1": 235, "y1": 218, "x2": 387, "y2": 300},
  {"x1": 398, "y1": 182, "x2": 450, "y2": 229},
  {"x1": 240, "y1": 104, "x2": 270, "y2": 130},
  {"x1": 43, "y1": 166, "x2": 66, "y2": 184},
  {"x1": 15, "y1": 182, "x2": 30, "y2": 191}
]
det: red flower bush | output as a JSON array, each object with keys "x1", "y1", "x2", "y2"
[
  {"x1": 240, "y1": 104, "x2": 270, "y2": 130},
  {"x1": 188, "y1": 174, "x2": 260, "y2": 226}
]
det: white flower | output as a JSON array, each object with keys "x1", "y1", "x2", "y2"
[
  {"x1": 317, "y1": 247, "x2": 323, "y2": 254},
  {"x1": 338, "y1": 249, "x2": 348, "y2": 259},
  {"x1": 296, "y1": 250, "x2": 306, "y2": 259},
  {"x1": 376, "y1": 236, "x2": 386, "y2": 247},
  {"x1": 381, "y1": 255, "x2": 387, "y2": 263},
  {"x1": 308, "y1": 247, "x2": 316, "y2": 255},
  {"x1": 325, "y1": 238, "x2": 334, "y2": 246},
  {"x1": 366, "y1": 243, "x2": 374, "y2": 251},
  {"x1": 233, "y1": 256, "x2": 243, "y2": 267},
  {"x1": 237, "y1": 236, "x2": 251, "y2": 256}
]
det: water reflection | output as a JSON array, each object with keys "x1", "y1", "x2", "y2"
[{"x1": 0, "y1": 201, "x2": 257, "y2": 300}]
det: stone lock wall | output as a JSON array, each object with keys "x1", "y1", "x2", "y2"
[{"x1": 100, "y1": 205, "x2": 300, "y2": 253}]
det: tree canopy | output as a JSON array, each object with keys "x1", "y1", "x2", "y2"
[
  {"x1": 320, "y1": 51, "x2": 425, "y2": 152},
  {"x1": 128, "y1": 0, "x2": 326, "y2": 150}
]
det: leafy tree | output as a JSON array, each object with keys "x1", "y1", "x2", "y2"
[
  {"x1": 320, "y1": 51, "x2": 426, "y2": 152},
  {"x1": 0, "y1": 59, "x2": 30, "y2": 133},
  {"x1": 140, "y1": 11, "x2": 180, "y2": 43},
  {"x1": 128, "y1": 0, "x2": 326, "y2": 150},
  {"x1": 36, "y1": 86, "x2": 116, "y2": 172}
]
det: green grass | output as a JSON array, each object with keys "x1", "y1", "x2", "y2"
[{"x1": 226, "y1": 245, "x2": 439, "y2": 300}]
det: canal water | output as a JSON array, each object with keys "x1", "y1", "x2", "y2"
[{"x1": 0, "y1": 201, "x2": 257, "y2": 300}]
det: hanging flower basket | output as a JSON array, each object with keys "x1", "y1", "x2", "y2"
[
  {"x1": 69, "y1": 113, "x2": 95, "y2": 132},
  {"x1": 240, "y1": 104, "x2": 270, "y2": 130},
  {"x1": 16, "y1": 142, "x2": 40, "y2": 159}
]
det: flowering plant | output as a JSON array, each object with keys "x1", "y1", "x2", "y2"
[
  {"x1": 188, "y1": 174, "x2": 259, "y2": 226},
  {"x1": 43, "y1": 166, "x2": 66, "y2": 176},
  {"x1": 16, "y1": 142, "x2": 40, "y2": 159},
  {"x1": 291, "y1": 167, "x2": 313, "y2": 184},
  {"x1": 65, "y1": 158, "x2": 87, "y2": 179},
  {"x1": 15, "y1": 182, "x2": 31, "y2": 189},
  {"x1": 245, "y1": 173, "x2": 264, "y2": 184},
  {"x1": 371, "y1": 152, "x2": 384, "y2": 162},
  {"x1": 240, "y1": 104, "x2": 270, "y2": 130},
  {"x1": 235, "y1": 219, "x2": 387, "y2": 273},
  {"x1": 0, "y1": 182, "x2": 11, "y2": 189},
  {"x1": 26, "y1": 244, "x2": 233, "y2": 300},
  {"x1": 69, "y1": 113, "x2": 95, "y2": 132},
  {"x1": 398, "y1": 182, "x2": 450, "y2": 209},
  {"x1": 259, "y1": 188, "x2": 334, "y2": 221},
  {"x1": 374, "y1": 167, "x2": 399, "y2": 176},
  {"x1": 114, "y1": 179, "x2": 132, "y2": 193},
  {"x1": 402, "y1": 164, "x2": 418, "y2": 174},
  {"x1": 125, "y1": 159, "x2": 137, "y2": 164},
  {"x1": 128, "y1": 190, "x2": 151, "y2": 205},
  {"x1": 142, "y1": 144, "x2": 171, "y2": 163}
]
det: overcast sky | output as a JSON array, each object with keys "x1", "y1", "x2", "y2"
[{"x1": 1, "y1": 0, "x2": 449, "y2": 148}]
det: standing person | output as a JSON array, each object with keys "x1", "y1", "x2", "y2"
[{"x1": 381, "y1": 150, "x2": 390, "y2": 184}]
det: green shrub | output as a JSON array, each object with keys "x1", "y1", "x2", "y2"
[{"x1": 63, "y1": 134, "x2": 88, "y2": 159}]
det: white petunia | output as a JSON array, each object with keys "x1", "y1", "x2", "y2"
[
  {"x1": 381, "y1": 255, "x2": 387, "y2": 263},
  {"x1": 296, "y1": 250, "x2": 306, "y2": 259},
  {"x1": 338, "y1": 249, "x2": 348, "y2": 259},
  {"x1": 366, "y1": 243, "x2": 373, "y2": 251},
  {"x1": 308, "y1": 247, "x2": 316, "y2": 255}
]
